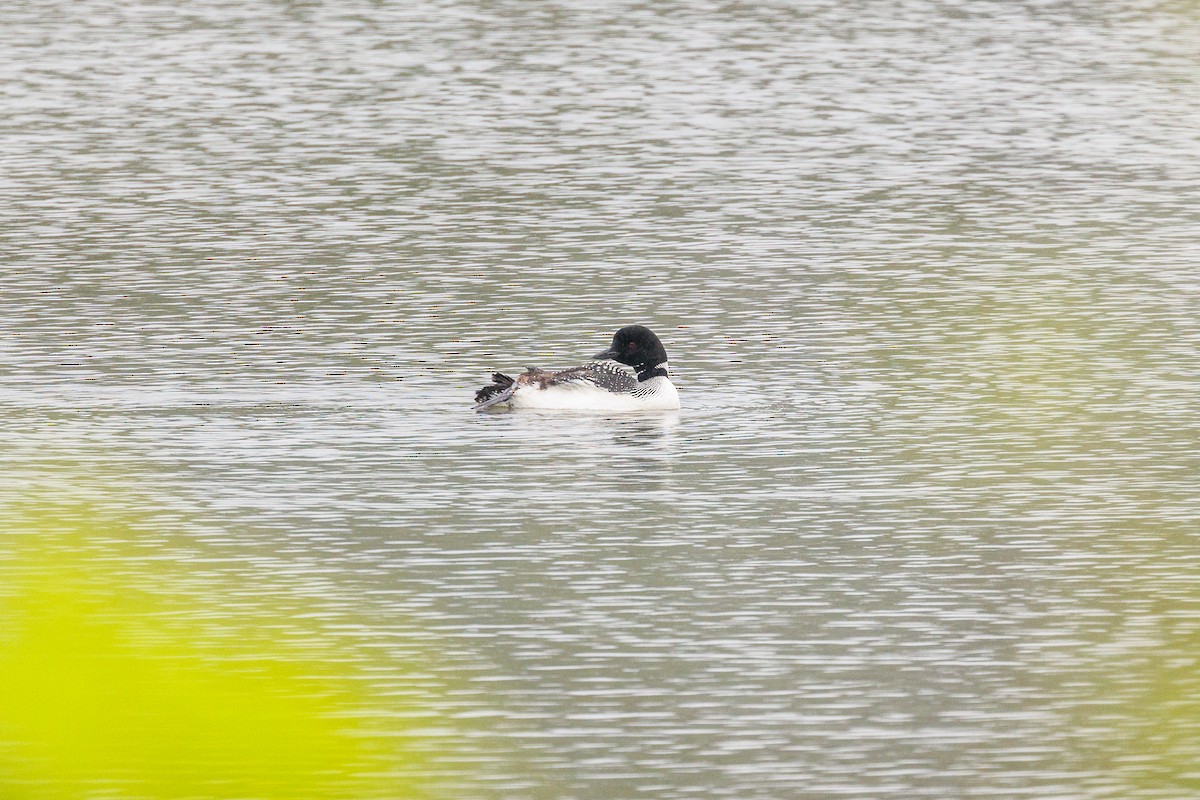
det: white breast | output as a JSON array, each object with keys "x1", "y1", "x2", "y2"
[{"x1": 510, "y1": 376, "x2": 680, "y2": 411}]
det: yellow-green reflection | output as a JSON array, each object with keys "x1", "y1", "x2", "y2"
[
  {"x1": 0, "y1": 506, "x2": 441, "y2": 800},
  {"x1": 1088, "y1": 594, "x2": 1200, "y2": 794}
]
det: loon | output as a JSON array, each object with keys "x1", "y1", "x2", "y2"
[{"x1": 473, "y1": 325, "x2": 680, "y2": 412}]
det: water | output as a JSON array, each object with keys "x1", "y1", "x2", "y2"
[{"x1": 3, "y1": 1, "x2": 1199, "y2": 797}]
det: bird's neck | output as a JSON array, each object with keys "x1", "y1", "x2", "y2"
[{"x1": 637, "y1": 363, "x2": 669, "y2": 382}]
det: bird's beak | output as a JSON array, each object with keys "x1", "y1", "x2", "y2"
[{"x1": 593, "y1": 346, "x2": 617, "y2": 360}]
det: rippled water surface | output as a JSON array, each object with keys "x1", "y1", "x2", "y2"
[{"x1": 3, "y1": 1, "x2": 1200, "y2": 797}]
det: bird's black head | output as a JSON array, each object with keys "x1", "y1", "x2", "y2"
[{"x1": 594, "y1": 325, "x2": 670, "y2": 379}]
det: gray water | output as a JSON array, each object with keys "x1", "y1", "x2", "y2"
[{"x1": 3, "y1": 1, "x2": 1200, "y2": 798}]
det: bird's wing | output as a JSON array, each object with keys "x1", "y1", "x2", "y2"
[
  {"x1": 512, "y1": 362, "x2": 639, "y2": 393},
  {"x1": 504, "y1": 362, "x2": 640, "y2": 394}
]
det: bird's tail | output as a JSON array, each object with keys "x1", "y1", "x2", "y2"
[{"x1": 473, "y1": 372, "x2": 516, "y2": 411}]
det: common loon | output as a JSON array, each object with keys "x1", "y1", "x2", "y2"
[{"x1": 473, "y1": 325, "x2": 681, "y2": 412}]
